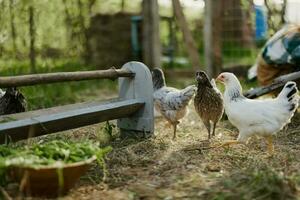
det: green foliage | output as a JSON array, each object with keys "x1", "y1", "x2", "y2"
[{"x1": 96, "y1": 121, "x2": 117, "y2": 147}]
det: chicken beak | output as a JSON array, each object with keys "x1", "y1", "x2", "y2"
[{"x1": 216, "y1": 75, "x2": 224, "y2": 83}]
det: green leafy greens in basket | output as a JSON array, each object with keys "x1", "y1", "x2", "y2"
[{"x1": 0, "y1": 140, "x2": 112, "y2": 186}]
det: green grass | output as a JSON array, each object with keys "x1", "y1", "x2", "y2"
[{"x1": 21, "y1": 79, "x2": 117, "y2": 110}]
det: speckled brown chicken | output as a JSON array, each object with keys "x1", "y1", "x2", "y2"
[{"x1": 194, "y1": 71, "x2": 224, "y2": 139}]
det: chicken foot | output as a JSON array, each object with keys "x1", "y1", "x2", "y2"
[
  {"x1": 265, "y1": 135, "x2": 274, "y2": 155},
  {"x1": 164, "y1": 121, "x2": 172, "y2": 128},
  {"x1": 212, "y1": 140, "x2": 242, "y2": 148}
]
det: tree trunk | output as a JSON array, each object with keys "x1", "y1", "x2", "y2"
[
  {"x1": 204, "y1": 0, "x2": 223, "y2": 77},
  {"x1": 29, "y1": 6, "x2": 36, "y2": 73},
  {"x1": 0, "y1": 1, "x2": 5, "y2": 56},
  {"x1": 121, "y1": 0, "x2": 125, "y2": 11},
  {"x1": 142, "y1": 0, "x2": 161, "y2": 69},
  {"x1": 84, "y1": 0, "x2": 96, "y2": 63},
  {"x1": 88, "y1": 0, "x2": 96, "y2": 15},
  {"x1": 62, "y1": 0, "x2": 75, "y2": 51},
  {"x1": 172, "y1": 0, "x2": 200, "y2": 70},
  {"x1": 9, "y1": 0, "x2": 17, "y2": 57}
]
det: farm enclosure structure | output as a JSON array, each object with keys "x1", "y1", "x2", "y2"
[{"x1": 0, "y1": 61, "x2": 154, "y2": 143}]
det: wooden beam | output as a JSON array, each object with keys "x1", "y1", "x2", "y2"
[
  {"x1": 244, "y1": 71, "x2": 300, "y2": 98},
  {"x1": 0, "y1": 68, "x2": 134, "y2": 88},
  {"x1": 0, "y1": 98, "x2": 144, "y2": 143},
  {"x1": 142, "y1": 0, "x2": 161, "y2": 68},
  {"x1": 172, "y1": 0, "x2": 200, "y2": 70}
]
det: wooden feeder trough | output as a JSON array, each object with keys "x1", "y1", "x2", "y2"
[
  {"x1": 9, "y1": 156, "x2": 96, "y2": 197},
  {"x1": 0, "y1": 61, "x2": 154, "y2": 141}
]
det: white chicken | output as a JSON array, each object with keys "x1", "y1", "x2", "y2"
[
  {"x1": 216, "y1": 72, "x2": 299, "y2": 154},
  {"x1": 152, "y1": 68, "x2": 196, "y2": 139}
]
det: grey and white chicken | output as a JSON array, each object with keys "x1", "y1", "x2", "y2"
[
  {"x1": 194, "y1": 71, "x2": 224, "y2": 139},
  {"x1": 152, "y1": 68, "x2": 196, "y2": 139},
  {"x1": 0, "y1": 87, "x2": 26, "y2": 115},
  {"x1": 216, "y1": 72, "x2": 299, "y2": 154}
]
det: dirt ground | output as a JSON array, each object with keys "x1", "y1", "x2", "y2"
[{"x1": 6, "y1": 103, "x2": 299, "y2": 200}]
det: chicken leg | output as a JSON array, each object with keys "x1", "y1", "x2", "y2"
[
  {"x1": 265, "y1": 135, "x2": 274, "y2": 155},
  {"x1": 172, "y1": 121, "x2": 180, "y2": 140},
  {"x1": 212, "y1": 122, "x2": 217, "y2": 137},
  {"x1": 203, "y1": 121, "x2": 211, "y2": 139}
]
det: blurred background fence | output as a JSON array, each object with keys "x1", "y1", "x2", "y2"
[{"x1": 0, "y1": 0, "x2": 300, "y2": 75}]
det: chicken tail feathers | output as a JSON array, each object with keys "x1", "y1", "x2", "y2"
[{"x1": 278, "y1": 81, "x2": 299, "y2": 112}]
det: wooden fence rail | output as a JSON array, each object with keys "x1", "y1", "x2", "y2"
[
  {"x1": 244, "y1": 71, "x2": 300, "y2": 98},
  {"x1": 0, "y1": 68, "x2": 134, "y2": 87}
]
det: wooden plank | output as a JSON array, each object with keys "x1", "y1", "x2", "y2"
[
  {"x1": 0, "y1": 98, "x2": 118, "y2": 122},
  {"x1": 172, "y1": 0, "x2": 200, "y2": 70},
  {"x1": 0, "y1": 68, "x2": 134, "y2": 88},
  {"x1": 244, "y1": 71, "x2": 300, "y2": 98},
  {"x1": 0, "y1": 98, "x2": 144, "y2": 143}
]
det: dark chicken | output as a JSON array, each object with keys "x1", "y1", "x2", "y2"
[
  {"x1": 194, "y1": 71, "x2": 224, "y2": 139},
  {"x1": 0, "y1": 87, "x2": 26, "y2": 115}
]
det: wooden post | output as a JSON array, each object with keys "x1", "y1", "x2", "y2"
[
  {"x1": 118, "y1": 61, "x2": 154, "y2": 138},
  {"x1": 204, "y1": 0, "x2": 223, "y2": 78},
  {"x1": 172, "y1": 0, "x2": 200, "y2": 70},
  {"x1": 9, "y1": 0, "x2": 17, "y2": 57},
  {"x1": 142, "y1": 0, "x2": 161, "y2": 68}
]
